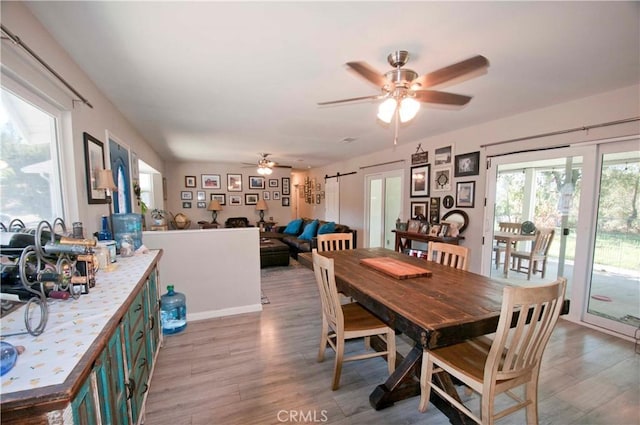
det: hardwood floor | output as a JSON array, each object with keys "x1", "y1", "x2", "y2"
[{"x1": 145, "y1": 261, "x2": 639, "y2": 425}]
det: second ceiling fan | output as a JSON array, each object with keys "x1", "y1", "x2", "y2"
[{"x1": 319, "y1": 50, "x2": 489, "y2": 132}]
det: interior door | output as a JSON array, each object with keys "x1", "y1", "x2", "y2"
[{"x1": 365, "y1": 170, "x2": 403, "y2": 249}]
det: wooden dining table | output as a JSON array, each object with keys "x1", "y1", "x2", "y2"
[
  {"x1": 493, "y1": 231, "x2": 537, "y2": 277},
  {"x1": 298, "y1": 248, "x2": 569, "y2": 424}
]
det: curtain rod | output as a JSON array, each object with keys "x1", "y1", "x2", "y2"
[
  {"x1": 359, "y1": 159, "x2": 405, "y2": 170},
  {"x1": 480, "y1": 117, "x2": 639, "y2": 148},
  {"x1": 1, "y1": 24, "x2": 93, "y2": 109},
  {"x1": 325, "y1": 171, "x2": 357, "y2": 181}
]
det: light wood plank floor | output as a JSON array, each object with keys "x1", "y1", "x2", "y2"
[{"x1": 145, "y1": 261, "x2": 639, "y2": 425}]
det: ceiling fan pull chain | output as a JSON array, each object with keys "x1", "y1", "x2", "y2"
[{"x1": 393, "y1": 107, "x2": 400, "y2": 145}]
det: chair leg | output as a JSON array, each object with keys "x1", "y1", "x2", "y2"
[
  {"x1": 418, "y1": 351, "x2": 434, "y2": 413},
  {"x1": 541, "y1": 259, "x2": 547, "y2": 278},
  {"x1": 386, "y1": 330, "x2": 396, "y2": 374},
  {"x1": 527, "y1": 261, "x2": 532, "y2": 280},
  {"x1": 318, "y1": 314, "x2": 328, "y2": 362},
  {"x1": 364, "y1": 336, "x2": 371, "y2": 350},
  {"x1": 525, "y1": 380, "x2": 539, "y2": 425},
  {"x1": 331, "y1": 336, "x2": 345, "y2": 391}
]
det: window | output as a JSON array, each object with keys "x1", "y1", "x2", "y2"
[{"x1": 0, "y1": 87, "x2": 64, "y2": 226}]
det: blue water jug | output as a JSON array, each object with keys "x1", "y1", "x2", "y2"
[{"x1": 160, "y1": 285, "x2": 187, "y2": 335}]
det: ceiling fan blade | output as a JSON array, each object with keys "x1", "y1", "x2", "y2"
[
  {"x1": 317, "y1": 94, "x2": 384, "y2": 106},
  {"x1": 411, "y1": 55, "x2": 489, "y2": 89},
  {"x1": 346, "y1": 61, "x2": 388, "y2": 88},
  {"x1": 413, "y1": 90, "x2": 472, "y2": 105}
]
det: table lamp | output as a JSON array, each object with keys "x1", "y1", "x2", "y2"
[
  {"x1": 207, "y1": 200, "x2": 222, "y2": 224},
  {"x1": 95, "y1": 169, "x2": 118, "y2": 235},
  {"x1": 255, "y1": 199, "x2": 268, "y2": 223}
]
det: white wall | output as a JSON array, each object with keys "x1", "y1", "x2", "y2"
[
  {"x1": 1, "y1": 2, "x2": 164, "y2": 237},
  {"x1": 143, "y1": 228, "x2": 262, "y2": 320},
  {"x1": 306, "y1": 84, "x2": 640, "y2": 272}
]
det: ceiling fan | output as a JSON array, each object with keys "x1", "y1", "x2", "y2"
[
  {"x1": 242, "y1": 153, "x2": 291, "y2": 175},
  {"x1": 318, "y1": 50, "x2": 489, "y2": 142}
]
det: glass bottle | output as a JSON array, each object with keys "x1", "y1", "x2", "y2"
[{"x1": 97, "y1": 215, "x2": 112, "y2": 241}]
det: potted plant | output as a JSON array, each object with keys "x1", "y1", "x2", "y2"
[{"x1": 150, "y1": 208, "x2": 167, "y2": 226}]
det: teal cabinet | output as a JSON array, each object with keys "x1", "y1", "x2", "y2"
[
  {"x1": 72, "y1": 375, "x2": 99, "y2": 425},
  {"x1": 95, "y1": 327, "x2": 128, "y2": 425}
]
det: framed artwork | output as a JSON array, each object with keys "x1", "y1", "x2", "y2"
[
  {"x1": 439, "y1": 223, "x2": 450, "y2": 237},
  {"x1": 282, "y1": 177, "x2": 290, "y2": 195},
  {"x1": 410, "y1": 202, "x2": 427, "y2": 220},
  {"x1": 269, "y1": 179, "x2": 278, "y2": 188},
  {"x1": 434, "y1": 145, "x2": 453, "y2": 166},
  {"x1": 182, "y1": 201, "x2": 192, "y2": 208},
  {"x1": 430, "y1": 197, "x2": 440, "y2": 224},
  {"x1": 210, "y1": 193, "x2": 226, "y2": 205},
  {"x1": 196, "y1": 191, "x2": 206, "y2": 201},
  {"x1": 227, "y1": 174, "x2": 242, "y2": 192},
  {"x1": 181, "y1": 191, "x2": 193, "y2": 200},
  {"x1": 420, "y1": 222, "x2": 429, "y2": 234},
  {"x1": 83, "y1": 132, "x2": 107, "y2": 204},
  {"x1": 443, "y1": 195, "x2": 455, "y2": 209},
  {"x1": 273, "y1": 191, "x2": 281, "y2": 200},
  {"x1": 201, "y1": 174, "x2": 221, "y2": 189},
  {"x1": 433, "y1": 167, "x2": 452, "y2": 191},
  {"x1": 263, "y1": 191, "x2": 270, "y2": 200},
  {"x1": 249, "y1": 176, "x2": 265, "y2": 190},
  {"x1": 410, "y1": 164, "x2": 430, "y2": 198},
  {"x1": 282, "y1": 196, "x2": 290, "y2": 207},
  {"x1": 456, "y1": 181, "x2": 476, "y2": 208},
  {"x1": 429, "y1": 225, "x2": 441, "y2": 236},
  {"x1": 197, "y1": 201, "x2": 206, "y2": 208},
  {"x1": 130, "y1": 151, "x2": 139, "y2": 180},
  {"x1": 407, "y1": 219, "x2": 421, "y2": 233},
  {"x1": 454, "y1": 151, "x2": 481, "y2": 177},
  {"x1": 229, "y1": 195, "x2": 242, "y2": 205},
  {"x1": 185, "y1": 175, "x2": 196, "y2": 188},
  {"x1": 245, "y1": 193, "x2": 259, "y2": 205}
]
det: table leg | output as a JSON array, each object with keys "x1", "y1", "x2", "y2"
[
  {"x1": 369, "y1": 342, "x2": 473, "y2": 425},
  {"x1": 503, "y1": 242, "x2": 512, "y2": 277}
]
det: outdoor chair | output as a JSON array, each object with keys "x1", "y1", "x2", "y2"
[
  {"x1": 419, "y1": 277, "x2": 567, "y2": 424},
  {"x1": 312, "y1": 250, "x2": 396, "y2": 390},
  {"x1": 493, "y1": 222, "x2": 522, "y2": 268},
  {"x1": 510, "y1": 228, "x2": 555, "y2": 280}
]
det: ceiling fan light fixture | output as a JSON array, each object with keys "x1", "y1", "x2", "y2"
[
  {"x1": 377, "y1": 98, "x2": 397, "y2": 123},
  {"x1": 399, "y1": 97, "x2": 420, "y2": 122}
]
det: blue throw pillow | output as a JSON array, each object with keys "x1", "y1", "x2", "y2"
[
  {"x1": 298, "y1": 220, "x2": 319, "y2": 241},
  {"x1": 317, "y1": 221, "x2": 336, "y2": 235},
  {"x1": 283, "y1": 219, "x2": 303, "y2": 235}
]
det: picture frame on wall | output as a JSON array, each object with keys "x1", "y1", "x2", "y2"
[
  {"x1": 273, "y1": 191, "x2": 281, "y2": 200},
  {"x1": 210, "y1": 193, "x2": 226, "y2": 205},
  {"x1": 456, "y1": 181, "x2": 476, "y2": 208},
  {"x1": 263, "y1": 191, "x2": 270, "y2": 200},
  {"x1": 181, "y1": 191, "x2": 193, "y2": 200},
  {"x1": 454, "y1": 151, "x2": 481, "y2": 177},
  {"x1": 196, "y1": 191, "x2": 205, "y2": 201},
  {"x1": 410, "y1": 164, "x2": 430, "y2": 198},
  {"x1": 197, "y1": 201, "x2": 206, "y2": 208},
  {"x1": 227, "y1": 174, "x2": 242, "y2": 192},
  {"x1": 430, "y1": 197, "x2": 440, "y2": 224},
  {"x1": 245, "y1": 193, "x2": 259, "y2": 205},
  {"x1": 434, "y1": 145, "x2": 453, "y2": 166},
  {"x1": 269, "y1": 179, "x2": 278, "y2": 188},
  {"x1": 410, "y1": 201, "x2": 428, "y2": 220},
  {"x1": 282, "y1": 177, "x2": 290, "y2": 195},
  {"x1": 229, "y1": 195, "x2": 242, "y2": 205},
  {"x1": 433, "y1": 167, "x2": 452, "y2": 191},
  {"x1": 201, "y1": 174, "x2": 221, "y2": 189},
  {"x1": 182, "y1": 201, "x2": 192, "y2": 208},
  {"x1": 185, "y1": 175, "x2": 196, "y2": 188},
  {"x1": 282, "y1": 196, "x2": 290, "y2": 207},
  {"x1": 83, "y1": 132, "x2": 107, "y2": 204},
  {"x1": 249, "y1": 176, "x2": 265, "y2": 190}
]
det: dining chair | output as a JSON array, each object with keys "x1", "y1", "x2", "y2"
[
  {"x1": 312, "y1": 250, "x2": 396, "y2": 390},
  {"x1": 510, "y1": 228, "x2": 555, "y2": 280},
  {"x1": 317, "y1": 233, "x2": 354, "y2": 252},
  {"x1": 419, "y1": 277, "x2": 567, "y2": 424},
  {"x1": 493, "y1": 222, "x2": 522, "y2": 269},
  {"x1": 428, "y1": 242, "x2": 469, "y2": 270}
]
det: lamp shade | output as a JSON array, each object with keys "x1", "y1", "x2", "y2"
[
  {"x1": 95, "y1": 169, "x2": 117, "y2": 191},
  {"x1": 399, "y1": 97, "x2": 420, "y2": 122},
  {"x1": 377, "y1": 98, "x2": 397, "y2": 124},
  {"x1": 255, "y1": 199, "x2": 268, "y2": 211},
  {"x1": 207, "y1": 200, "x2": 222, "y2": 211}
]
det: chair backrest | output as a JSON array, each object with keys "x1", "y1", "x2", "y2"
[
  {"x1": 312, "y1": 251, "x2": 343, "y2": 330},
  {"x1": 428, "y1": 242, "x2": 469, "y2": 270},
  {"x1": 532, "y1": 228, "x2": 555, "y2": 256},
  {"x1": 317, "y1": 233, "x2": 354, "y2": 252},
  {"x1": 498, "y1": 222, "x2": 521, "y2": 234},
  {"x1": 486, "y1": 278, "x2": 566, "y2": 384}
]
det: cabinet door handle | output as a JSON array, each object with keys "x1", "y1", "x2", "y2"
[
  {"x1": 136, "y1": 330, "x2": 144, "y2": 341},
  {"x1": 126, "y1": 378, "x2": 136, "y2": 399},
  {"x1": 139, "y1": 357, "x2": 147, "y2": 369},
  {"x1": 134, "y1": 303, "x2": 143, "y2": 312},
  {"x1": 141, "y1": 383, "x2": 149, "y2": 394},
  {"x1": 149, "y1": 316, "x2": 155, "y2": 330}
]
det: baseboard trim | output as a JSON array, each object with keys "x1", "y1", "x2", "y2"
[{"x1": 187, "y1": 304, "x2": 263, "y2": 322}]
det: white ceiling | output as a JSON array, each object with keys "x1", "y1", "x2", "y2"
[{"x1": 25, "y1": 1, "x2": 640, "y2": 169}]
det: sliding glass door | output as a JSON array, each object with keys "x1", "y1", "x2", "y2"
[{"x1": 365, "y1": 170, "x2": 403, "y2": 249}]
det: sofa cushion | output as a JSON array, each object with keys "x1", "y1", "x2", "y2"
[
  {"x1": 283, "y1": 218, "x2": 303, "y2": 235},
  {"x1": 318, "y1": 221, "x2": 336, "y2": 234},
  {"x1": 298, "y1": 220, "x2": 319, "y2": 241}
]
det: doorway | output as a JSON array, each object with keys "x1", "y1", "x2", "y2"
[{"x1": 365, "y1": 170, "x2": 403, "y2": 249}]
